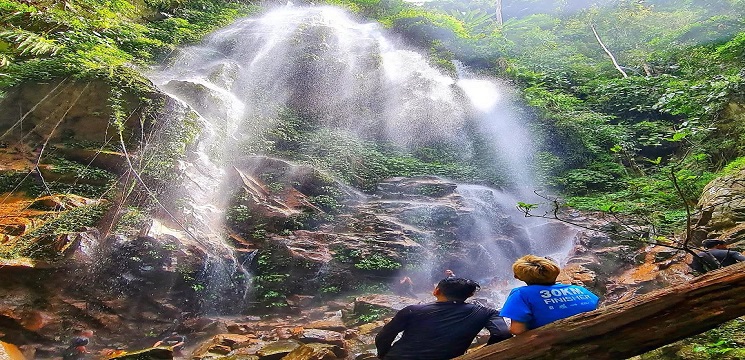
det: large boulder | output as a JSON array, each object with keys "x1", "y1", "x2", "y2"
[
  {"x1": 281, "y1": 343, "x2": 338, "y2": 360},
  {"x1": 694, "y1": 167, "x2": 745, "y2": 244},
  {"x1": 350, "y1": 295, "x2": 420, "y2": 326},
  {"x1": 0, "y1": 80, "x2": 149, "y2": 146},
  {"x1": 294, "y1": 329, "x2": 347, "y2": 358},
  {"x1": 256, "y1": 340, "x2": 303, "y2": 360}
]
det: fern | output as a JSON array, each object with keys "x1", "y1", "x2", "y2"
[{"x1": 0, "y1": 29, "x2": 63, "y2": 57}]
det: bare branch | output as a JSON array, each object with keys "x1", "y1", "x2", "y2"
[
  {"x1": 517, "y1": 191, "x2": 700, "y2": 256},
  {"x1": 590, "y1": 24, "x2": 628, "y2": 78}
]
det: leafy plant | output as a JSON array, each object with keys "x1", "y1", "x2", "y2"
[{"x1": 354, "y1": 253, "x2": 401, "y2": 271}]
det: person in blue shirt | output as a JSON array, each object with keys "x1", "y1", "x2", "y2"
[{"x1": 500, "y1": 255, "x2": 599, "y2": 334}]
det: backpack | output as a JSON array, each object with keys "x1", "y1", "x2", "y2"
[{"x1": 697, "y1": 251, "x2": 725, "y2": 272}]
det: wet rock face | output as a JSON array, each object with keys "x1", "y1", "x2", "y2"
[
  {"x1": 560, "y1": 211, "x2": 692, "y2": 302},
  {"x1": 694, "y1": 167, "x2": 745, "y2": 245},
  {"x1": 0, "y1": 80, "x2": 144, "y2": 147},
  {"x1": 245, "y1": 173, "x2": 566, "y2": 309}
]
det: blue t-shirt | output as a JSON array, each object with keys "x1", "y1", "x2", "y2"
[{"x1": 500, "y1": 283, "x2": 599, "y2": 330}]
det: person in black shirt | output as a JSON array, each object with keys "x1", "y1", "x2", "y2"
[
  {"x1": 690, "y1": 239, "x2": 745, "y2": 273},
  {"x1": 375, "y1": 277, "x2": 511, "y2": 360}
]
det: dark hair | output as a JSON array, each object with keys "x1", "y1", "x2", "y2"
[
  {"x1": 436, "y1": 277, "x2": 480, "y2": 301},
  {"x1": 703, "y1": 239, "x2": 726, "y2": 249}
]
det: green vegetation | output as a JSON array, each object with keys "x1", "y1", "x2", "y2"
[
  {"x1": 640, "y1": 318, "x2": 745, "y2": 359},
  {"x1": 0, "y1": 202, "x2": 110, "y2": 259},
  {"x1": 3, "y1": 0, "x2": 745, "y2": 350},
  {"x1": 331, "y1": 246, "x2": 401, "y2": 271},
  {"x1": 323, "y1": 0, "x2": 745, "y2": 235},
  {"x1": 253, "y1": 251, "x2": 291, "y2": 309},
  {"x1": 350, "y1": 306, "x2": 390, "y2": 324},
  {"x1": 354, "y1": 253, "x2": 401, "y2": 271},
  {"x1": 247, "y1": 118, "x2": 496, "y2": 191},
  {"x1": 0, "y1": 0, "x2": 259, "y2": 90},
  {"x1": 114, "y1": 206, "x2": 150, "y2": 234}
]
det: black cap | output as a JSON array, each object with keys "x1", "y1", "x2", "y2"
[{"x1": 702, "y1": 239, "x2": 726, "y2": 248}]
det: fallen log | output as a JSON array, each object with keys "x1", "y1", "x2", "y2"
[{"x1": 458, "y1": 261, "x2": 745, "y2": 360}]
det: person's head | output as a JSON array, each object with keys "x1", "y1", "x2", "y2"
[
  {"x1": 512, "y1": 255, "x2": 560, "y2": 285},
  {"x1": 433, "y1": 277, "x2": 479, "y2": 302},
  {"x1": 80, "y1": 329, "x2": 94, "y2": 338},
  {"x1": 444, "y1": 269, "x2": 455, "y2": 277},
  {"x1": 703, "y1": 239, "x2": 727, "y2": 249}
]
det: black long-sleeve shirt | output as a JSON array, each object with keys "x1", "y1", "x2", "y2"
[
  {"x1": 375, "y1": 301, "x2": 511, "y2": 360},
  {"x1": 690, "y1": 249, "x2": 745, "y2": 273}
]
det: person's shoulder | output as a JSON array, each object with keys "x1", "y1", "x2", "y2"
[
  {"x1": 71, "y1": 336, "x2": 89, "y2": 346},
  {"x1": 400, "y1": 303, "x2": 431, "y2": 312},
  {"x1": 507, "y1": 285, "x2": 531, "y2": 293},
  {"x1": 467, "y1": 302, "x2": 500, "y2": 313}
]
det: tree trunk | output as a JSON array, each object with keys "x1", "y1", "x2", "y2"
[
  {"x1": 591, "y1": 24, "x2": 627, "y2": 78},
  {"x1": 495, "y1": 0, "x2": 503, "y2": 26},
  {"x1": 457, "y1": 262, "x2": 745, "y2": 360}
]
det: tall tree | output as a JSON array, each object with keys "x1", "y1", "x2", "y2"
[{"x1": 495, "y1": 0, "x2": 503, "y2": 25}]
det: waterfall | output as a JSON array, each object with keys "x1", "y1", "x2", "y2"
[{"x1": 148, "y1": 5, "x2": 577, "y2": 309}]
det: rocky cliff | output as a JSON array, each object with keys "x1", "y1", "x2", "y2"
[{"x1": 1, "y1": 78, "x2": 742, "y2": 359}]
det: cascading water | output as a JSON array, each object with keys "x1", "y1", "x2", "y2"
[
  {"x1": 452, "y1": 70, "x2": 578, "y2": 303},
  {"x1": 149, "y1": 5, "x2": 577, "y2": 309},
  {"x1": 456, "y1": 73, "x2": 536, "y2": 189}
]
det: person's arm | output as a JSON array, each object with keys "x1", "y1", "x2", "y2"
[
  {"x1": 732, "y1": 251, "x2": 745, "y2": 262},
  {"x1": 485, "y1": 310, "x2": 512, "y2": 344},
  {"x1": 375, "y1": 307, "x2": 412, "y2": 359},
  {"x1": 509, "y1": 321, "x2": 529, "y2": 335},
  {"x1": 689, "y1": 255, "x2": 704, "y2": 273},
  {"x1": 153, "y1": 341, "x2": 163, "y2": 347},
  {"x1": 499, "y1": 288, "x2": 533, "y2": 335}
]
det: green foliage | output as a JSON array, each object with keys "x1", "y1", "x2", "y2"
[
  {"x1": 0, "y1": 202, "x2": 110, "y2": 259},
  {"x1": 140, "y1": 109, "x2": 200, "y2": 185},
  {"x1": 0, "y1": 29, "x2": 63, "y2": 57},
  {"x1": 556, "y1": 162, "x2": 626, "y2": 195},
  {"x1": 114, "y1": 206, "x2": 149, "y2": 234},
  {"x1": 0, "y1": 171, "x2": 35, "y2": 194},
  {"x1": 721, "y1": 156, "x2": 745, "y2": 175},
  {"x1": 354, "y1": 253, "x2": 401, "y2": 271},
  {"x1": 641, "y1": 318, "x2": 745, "y2": 359},
  {"x1": 566, "y1": 164, "x2": 716, "y2": 233},
  {"x1": 252, "y1": 250, "x2": 294, "y2": 309},
  {"x1": 25, "y1": 203, "x2": 110, "y2": 239},
  {"x1": 353, "y1": 306, "x2": 389, "y2": 324},
  {"x1": 0, "y1": 0, "x2": 257, "y2": 89},
  {"x1": 308, "y1": 194, "x2": 342, "y2": 214},
  {"x1": 245, "y1": 116, "x2": 494, "y2": 190},
  {"x1": 48, "y1": 157, "x2": 116, "y2": 182}
]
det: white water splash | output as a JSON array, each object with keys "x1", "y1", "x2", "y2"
[{"x1": 148, "y1": 5, "x2": 576, "y2": 309}]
